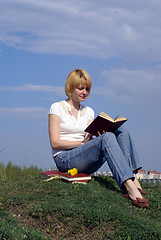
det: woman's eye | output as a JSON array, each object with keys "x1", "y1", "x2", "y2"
[{"x1": 77, "y1": 87, "x2": 89, "y2": 91}]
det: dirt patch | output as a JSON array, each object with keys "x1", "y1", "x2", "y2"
[{"x1": 4, "y1": 204, "x2": 113, "y2": 240}]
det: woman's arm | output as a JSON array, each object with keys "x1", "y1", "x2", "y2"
[{"x1": 48, "y1": 114, "x2": 84, "y2": 150}]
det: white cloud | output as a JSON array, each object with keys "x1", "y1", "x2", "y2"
[
  {"x1": 0, "y1": 107, "x2": 48, "y2": 119},
  {"x1": 92, "y1": 68, "x2": 161, "y2": 106},
  {"x1": 0, "y1": 0, "x2": 161, "y2": 62},
  {"x1": 2, "y1": 84, "x2": 64, "y2": 95},
  {"x1": 2, "y1": 66, "x2": 161, "y2": 107}
]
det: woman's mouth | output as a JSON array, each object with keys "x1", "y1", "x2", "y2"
[{"x1": 80, "y1": 95, "x2": 86, "y2": 99}]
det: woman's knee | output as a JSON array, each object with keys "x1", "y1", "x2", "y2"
[
  {"x1": 115, "y1": 125, "x2": 129, "y2": 137},
  {"x1": 101, "y1": 132, "x2": 116, "y2": 142}
]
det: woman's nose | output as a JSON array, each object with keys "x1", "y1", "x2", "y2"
[{"x1": 82, "y1": 88, "x2": 87, "y2": 94}]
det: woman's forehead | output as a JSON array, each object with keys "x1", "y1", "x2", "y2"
[{"x1": 76, "y1": 83, "x2": 88, "y2": 88}]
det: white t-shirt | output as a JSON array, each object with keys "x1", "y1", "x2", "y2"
[{"x1": 49, "y1": 100, "x2": 94, "y2": 155}]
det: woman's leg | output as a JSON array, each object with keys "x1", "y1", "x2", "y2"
[
  {"x1": 54, "y1": 135, "x2": 106, "y2": 173},
  {"x1": 54, "y1": 132, "x2": 149, "y2": 206},
  {"x1": 54, "y1": 132, "x2": 135, "y2": 189},
  {"x1": 114, "y1": 127, "x2": 147, "y2": 192},
  {"x1": 114, "y1": 126, "x2": 141, "y2": 172}
]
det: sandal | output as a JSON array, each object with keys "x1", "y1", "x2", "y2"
[
  {"x1": 138, "y1": 188, "x2": 148, "y2": 196},
  {"x1": 131, "y1": 197, "x2": 150, "y2": 208},
  {"x1": 124, "y1": 193, "x2": 150, "y2": 208}
]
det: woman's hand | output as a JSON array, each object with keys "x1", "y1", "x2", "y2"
[
  {"x1": 82, "y1": 133, "x2": 93, "y2": 144},
  {"x1": 97, "y1": 130, "x2": 107, "y2": 136}
]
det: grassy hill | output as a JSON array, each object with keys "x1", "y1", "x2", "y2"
[{"x1": 0, "y1": 163, "x2": 161, "y2": 239}]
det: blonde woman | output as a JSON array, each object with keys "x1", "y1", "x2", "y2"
[{"x1": 49, "y1": 69, "x2": 149, "y2": 208}]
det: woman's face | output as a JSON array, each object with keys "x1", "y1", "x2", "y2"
[{"x1": 70, "y1": 84, "x2": 89, "y2": 102}]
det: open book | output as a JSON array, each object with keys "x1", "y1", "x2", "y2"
[{"x1": 85, "y1": 112, "x2": 127, "y2": 136}]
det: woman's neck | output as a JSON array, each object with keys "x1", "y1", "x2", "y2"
[{"x1": 66, "y1": 98, "x2": 80, "y2": 110}]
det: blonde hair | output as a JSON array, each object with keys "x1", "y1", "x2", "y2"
[{"x1": 65, "y1": 69, "x2": 92, "y2": 97}]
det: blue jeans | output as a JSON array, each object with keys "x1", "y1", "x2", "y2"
[{"x1": 53, "y1": 126, "x2": 141, "y2": 188}]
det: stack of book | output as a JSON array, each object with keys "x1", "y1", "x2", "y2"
[{"x1": 41, "y1": 170, "x2": 91, "y2": 184}]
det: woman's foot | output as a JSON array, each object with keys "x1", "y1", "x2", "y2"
[
  {"x1": 138, "y1": 188, "x2": 148, "y2": 196},
  {"x1": 133, "y1": 173, "x2": 148, "y2": 196},
  {"x1": 124, "y1": 179, "x2": 150, "y2": 208}
]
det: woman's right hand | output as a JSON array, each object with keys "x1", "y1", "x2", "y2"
[{"x1": 82, "y1": 133, "x2": 93, "y2": 144}]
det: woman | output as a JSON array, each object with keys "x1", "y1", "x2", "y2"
[{"x1": 48, "y1": 69, "x2": 149, "y2": 208}]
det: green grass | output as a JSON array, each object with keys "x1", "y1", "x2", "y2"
[
  {"x1": 0, "y1": 161, "x2": 43, "y2": 179},
  {"x1": 0, "y1": 164, "x2": 161, "y2": 239}
]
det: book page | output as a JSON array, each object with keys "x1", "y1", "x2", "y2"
[
  {"x1": 115, "y1": 117, "x2": 127, "y2": 122},
  {"x1": 99, "y1": 112, "x2": 114, "y2": 122},
  {"x1": 98, "y1": 112, "x2": 127, "y2": 123}
]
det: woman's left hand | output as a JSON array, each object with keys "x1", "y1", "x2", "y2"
[{"x1": 97, "y1": 130, "x2": 107, "y2": 136}]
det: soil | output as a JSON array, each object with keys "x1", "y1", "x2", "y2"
[{"x1": 4, "y1": 204, "x2": 112, "y2": 240}]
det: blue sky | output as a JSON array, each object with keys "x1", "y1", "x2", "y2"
[{"x1": 0, "y1": 0, "x2": 161, "y2": 172}]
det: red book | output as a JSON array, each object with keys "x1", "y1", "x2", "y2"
[
  {"x1": 60, "y1": 172, "x2": 91, "y2": 182},
  {"x1": 40, "y1": 170, "x2": 61, "y2": 179}
]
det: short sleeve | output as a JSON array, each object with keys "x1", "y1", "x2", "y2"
[
  {"x1": 49, "y1": 102, "x2": 61, "y2": 117},
  {"x1": 86, "y1": 106, "x2": 95, "y2": 120}
]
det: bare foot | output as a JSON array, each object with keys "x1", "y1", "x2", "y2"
[
  {"x1": 133, "y1": 174, "x2": 147, "y2": 195},
  {"x1": 124, "y1": 179, "x2": 150, "y2": 208},
  {"x1": 124, "y1": 179, "x2": 143, "y2": 200},
  {"x1": 133, "y1": 173, "x2": 142, "y2": 189}
]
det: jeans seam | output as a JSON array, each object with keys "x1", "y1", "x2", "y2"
[
  {"x1": 116, "y1": 128, "x2": 141, "y2": 172},
  {"x1": 103, "y1": 138, "x2": 125, "y2": 186}
]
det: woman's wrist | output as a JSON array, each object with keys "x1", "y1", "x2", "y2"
[{"x1": 81, "y1": 140, "x2": 85, "y2": 145}]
